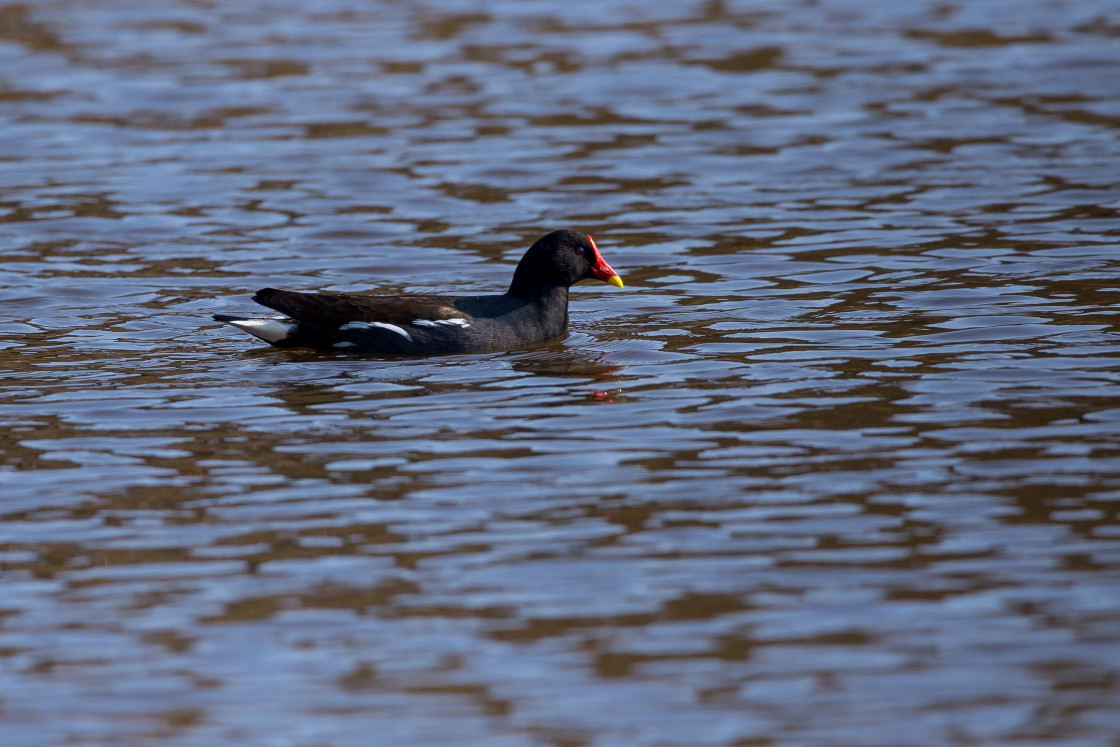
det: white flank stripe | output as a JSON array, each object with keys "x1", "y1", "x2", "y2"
[
  {"x1": 229, "y1": 318, "x2": 296, "y2": 343},
  {"x1": 333, "y1": 341, "x2": 357, "y2": 349},
  {"x1": 370, "y1": 322, "x2": 413, "y2": 341},
  {"x1": 339, "y1": 320, "x2": 413, "y2": 341},
  {"x1": 412, "y1": 318, "x2": 471, "y2": 329}
]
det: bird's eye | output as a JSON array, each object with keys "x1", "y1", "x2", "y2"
[{"x1": 575, "y1": 246, "x2": 585, "y2": 256}]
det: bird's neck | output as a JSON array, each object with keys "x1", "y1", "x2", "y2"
[
  {"x1": 503, "y1": 284, "x2": 570, "y2": 339},
  {"x1": 509, "y1": 261, "x2": 549, "y2": 297},
  {"x1": 508, "y1": 264, "x2": 567, "y2": 299}
]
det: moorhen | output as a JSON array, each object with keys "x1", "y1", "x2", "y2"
[{"x1": 213, "y1": 229, "x2": 624, "y2": 354}]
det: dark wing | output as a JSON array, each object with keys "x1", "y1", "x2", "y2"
[{"x1": 252, "y1": 288, "x2": 468, "y2": 330}]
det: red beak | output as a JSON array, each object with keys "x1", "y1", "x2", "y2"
[{"x1": 587, "y1": 236, "x2": 624, "y2": 288}]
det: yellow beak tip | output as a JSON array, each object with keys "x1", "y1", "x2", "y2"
[{"x1": 608, "y1": 275, "x2": 624, "y2": 289}]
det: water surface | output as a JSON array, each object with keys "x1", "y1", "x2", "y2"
[{"x1": 2, "y1": 1, "x2": 1120, "y2": 745}]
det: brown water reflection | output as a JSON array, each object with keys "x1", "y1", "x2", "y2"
[{"x1": 3, "y1": 0, "x2": 1120, "y2": 745}]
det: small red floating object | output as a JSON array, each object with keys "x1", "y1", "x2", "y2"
[{"x1": 589, "y1": 391, "x2": 611, "y2": 401}]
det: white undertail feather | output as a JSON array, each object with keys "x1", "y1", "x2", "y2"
[{"x1": 227, "y1": 317, "x2": 296, "y2": 343}]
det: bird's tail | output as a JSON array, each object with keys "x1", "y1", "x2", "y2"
[{"x1": 213, "y1": 314, "x2": 297, "y2": 344}]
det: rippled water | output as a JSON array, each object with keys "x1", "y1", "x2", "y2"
[{"x1": 3, "y1": 1, "x2": 1120, "y2": 744}]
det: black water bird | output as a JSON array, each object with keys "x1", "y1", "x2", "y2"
[{"x1": 213, "y1": 229, "x2": 624, "y2": 354}]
